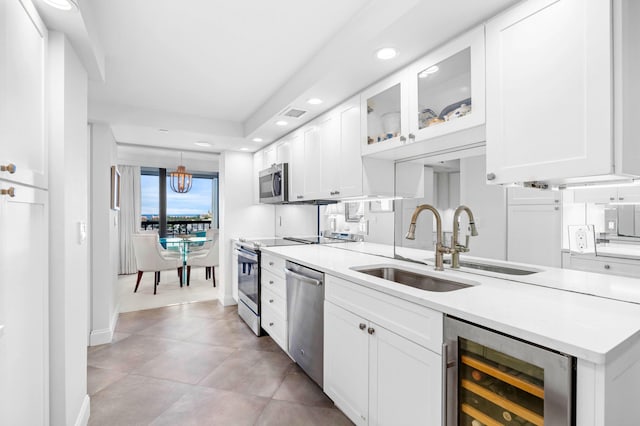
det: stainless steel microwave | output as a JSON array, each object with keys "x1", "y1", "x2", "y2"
[{"x1": 259, "y1": 163, "x2": 288, "y2": 204}]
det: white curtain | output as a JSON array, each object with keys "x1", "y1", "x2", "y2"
[{"x1": 118, "y1": 165, "x2": 141, "y2": 274}]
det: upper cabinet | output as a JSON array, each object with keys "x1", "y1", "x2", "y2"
[
  {"x1": 485, "y1": 0, "x2": 640, "y2": 185},
  {"x1": 361, "y1": 27, "x2": 486, "y2": 160},
  {"x1": 0, "y1": 0, "x2": 48, "y2": 189}
]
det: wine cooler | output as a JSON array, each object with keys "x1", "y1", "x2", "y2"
[{"x1": 444, "y1": 316, "x2": 575, "y2": 426}]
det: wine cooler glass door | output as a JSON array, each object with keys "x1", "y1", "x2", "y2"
[{"x1": 444, "y1": 317, "x2": 574, "y2": 426}]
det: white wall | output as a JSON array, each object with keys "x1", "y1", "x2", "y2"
[
  {"x1": 48, "y1": 33, "x2": 90, "y2": 426},
  {"x1": 275, "y1": 204, "x2": 317, "y2": 236},
  {"x1": 460, "y1": 155, "x2": 507, "y2": 260},
  {"x1": 219, "y1": 152, "x2": 275, "y2": 305},
  {"x1": 117, "y1": 144, "x2": 219, "y2": 172},
  {"x1": 89, "y1": 123, "x2": 119, "y2": 345}
]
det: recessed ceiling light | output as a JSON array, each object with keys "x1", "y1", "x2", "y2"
[
  {"x1": 42, "y1": 0, "x2": 78, "y2": 10},
  {"x1": 194, "y1": 141, "x2": 211, "y2": 147},
  {"x1": 252, "y1": 137, "x2": 263, "y2": 142},
  {"x1": 307, "y1": 98, "x2": 323, "y2": 105},
  {"x1": 240, "y1": 147, "x2": 250, "y2": 151},
  {"x1": 375, "y1": 47, "x2": 398, "y2": 60},
  {"x1": 275, "y1": 120, "x2": 288, "y2": 126},
  {"x1": 158, "y1": 129, "x2": 169, "y2": 133},
  {"x1": 418, "y1": 65, "x2": 439, "y2": 78}
]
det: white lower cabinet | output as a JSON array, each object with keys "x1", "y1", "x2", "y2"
[{"x1": 324, "y1": 275, "x2": 442, "y2": 426}]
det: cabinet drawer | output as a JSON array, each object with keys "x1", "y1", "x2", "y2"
[
  {"x1": 261, "y1": 268, "x2": 286, "y2": 299},
  {"x1": 262, "y1": 303, "x2": 287, "y2": 351},
  {"x1": 325, "y1": 274, "x2": 443, "y2": 354},
  {"x1": 261, "y1": 253, "x2": 285, "y2": 277},
  {"x1": 261, "y1": 286, "x2": 286, "y2": 320},
  {"x1": 567, "y1": 256, "x2": 640, "y2": 278}
]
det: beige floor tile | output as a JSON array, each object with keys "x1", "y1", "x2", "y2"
[
  {"x1": 87, "y1": 366, "x2": 128, "y2": 396},
  {"x1": 150, "y1": 386, "x2": 269, "y2": 426},
  {"x1": 255, "y1": 399, "x2": 353, "y2": 426},
  {"x1": 273, "y1": 371, "x2": 334, "y2": 407},
  {"x1": 132, "y1": 341, "x2": 235, "y2": 384},
  {"x1": 88, "y1": 334, "x2": 178, "y2": 372},
  {"x1": 88, "y1": 374, "x2": 192, "y2": 426}
]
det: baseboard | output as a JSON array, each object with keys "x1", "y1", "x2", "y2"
[
  {"x1": 74, "y1": 394, "x2": 90, "y2": 426},
  {"x1": 89, "y1": 306, "x2": 119, "y2": 346},
  {"x1": 220, "y1": 294, "x2": 238, "y2": 307}
]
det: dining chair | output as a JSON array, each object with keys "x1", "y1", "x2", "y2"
[
  {"x1": 186, "y1": 229, "x2": 219, "y2": 286},
  {"x1": 131, "y1": 233, "x2": 183, "y2": 295}
]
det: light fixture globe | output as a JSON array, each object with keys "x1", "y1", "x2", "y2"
[{"x1": 170, "y1": 153, "x2": 193, "y2": 193}]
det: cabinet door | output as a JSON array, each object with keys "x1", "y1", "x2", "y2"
[
  {"x1": 369, "y1": 323, "x2": 442, "y2": 426},
  {"x1": 338, "y1": 98, "x2": 363, "y2": 198},
  {"x1": 616, "y1": 186, "x2": 640, "y2": 203},
  {"x1": 408, "y1": 26, "x2": 485, "y2": 146},
  {"x1": 360, "y1": 71, "x2": 409, "y2": 156},
  {"x1": 508, "y1": 204, "x2": 561, "y2": 267},
  {"x1": 0, "y1": 183, "x2": 48, "y2": 425},
  {"x1": 572, "y1": 187, "x2": 617, "y2": 204},
  {"x1": 262, "y1": 146, "x2": 277, "y2": 169},
  {"x1": 486, "y1": 0, "x2": 612, "y2": 184},
  {"x1": 507, "y1": 187, "x2": 561, "y2": 205},
  {"x1": 0, "y1": 0, "x2": 47, "y2": 189},
  {"x1": 289, "y1": 132, "x2": 305, "y2": 202},
  {"x1": 253, "y1": 151, "x2": 263, "y2": 204},
  {"x1": 324, "y1": 301, "x2": 369, "y2": 426},
  {"x1": 303, "y1": 125, "x2": 322, "y2": 200},
  {"x1": 319, "y1": 113, "x2": 340, "y2": 198},
  {"x1": 276, "y1": 140, "x2": 291, "y2": 165},
  {"x1": 231, "y1": 243, "x2": 239, "y2": 301}
]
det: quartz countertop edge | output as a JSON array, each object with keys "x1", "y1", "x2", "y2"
[{"x1": 261, "y1": 244, "x2": 640, "y2": 365}]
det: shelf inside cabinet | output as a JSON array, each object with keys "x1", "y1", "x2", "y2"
[{"x1": 461, "y1": 355, "x2": 544, "y2": 399}]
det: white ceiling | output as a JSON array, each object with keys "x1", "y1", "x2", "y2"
[{"x1": 53, "y1": 0, "x2": 521, "y2": 155}]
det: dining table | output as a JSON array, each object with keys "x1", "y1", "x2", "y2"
[{"x1": 160, "y1": 235, "x2": 211, "y2": 285}]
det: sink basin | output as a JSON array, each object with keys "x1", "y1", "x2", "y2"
[
  {"x1": 354, "y1": 266, "x2": 473, "y2": 292},
  {"x1": 442, "y1": 259, "x2": 539, "y2": 275}
]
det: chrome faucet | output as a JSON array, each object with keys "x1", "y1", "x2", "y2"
[
  {"x1": 405, "y1": 204, "x2": 450, "y2": 271},
  {"x1": 451, "y1": 205, "x2": 479, "y2": 269}
]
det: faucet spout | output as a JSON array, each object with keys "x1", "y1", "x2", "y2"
[
  {"x1": 405, "y1": 204, "x2": 447, "y2": 271},
  {"x1": 451, "y1": 205, "x2": 479, "y2": 268}
]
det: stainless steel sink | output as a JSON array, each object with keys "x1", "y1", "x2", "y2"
[
  {"x1": 442, "y1": 259, "x2": 539, "y2": 275},
  {"x1": 354, "y1": 267, "x2": 473, "y2": 292}
]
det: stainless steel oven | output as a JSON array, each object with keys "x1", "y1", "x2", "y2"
[
  {"x1": 237, "y1": 245, "x2": 261, "y2": 336},
  {"x1": 258, "y1": 163, "x2": 288, "y2": 204},
  {"x1": 444, "y1": 316, "x2": 575, "y2": 426}
]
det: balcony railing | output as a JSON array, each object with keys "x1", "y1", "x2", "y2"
[{"x1": 141, "y1": 220, "x2": 212, "y2": 236}]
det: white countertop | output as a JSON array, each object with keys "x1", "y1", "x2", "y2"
[{"x1": 262, "y1": 243, "x2": 640, "y2": 364}]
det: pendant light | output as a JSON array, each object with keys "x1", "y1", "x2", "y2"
[{"x1": 169, "y1": 152, "x2": 193, "y2": 193}]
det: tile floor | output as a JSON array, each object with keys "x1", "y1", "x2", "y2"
[{"x1": 88, "y1": 300, "x2": 353, "y2": 425}]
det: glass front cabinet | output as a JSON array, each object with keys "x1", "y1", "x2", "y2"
[{"x1": 361, "y1": 26, "x2": 485, "y2": 158}]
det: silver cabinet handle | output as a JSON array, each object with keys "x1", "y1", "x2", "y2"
[
  {"x1": 359, "y1": 323, "x2": 366, "y2": 330},
  {"x1": 0, "y1": 163, "x2": 16, "y2": 174},
  {"x1": 399, "y1": 135, "x2": 407, "y2": 143},
  {"x1": 408, "y1": 133, "x2": 415, "y2": 141},
  {"x1": 297, "y1": 195, "x2": 304, "y2": 199},
  {"x1": 269, "y1": 299, "x2": 274, "y2": 303},
  {"x1": 604, "y1": 264, "x2": 611, "y2": 270},
  {"x1": 269, "y1": 280, "x2": 274, "y2": 285},
  {"x1": 486, "y1": 173, "x2": 496, "y2": 181},
  {"x1": 269, "y1": 322, "x2": 274, "y2": 326},
  {"x1": 269, "y1": 262, "x2": 274, "y2": 266},
  {"x1": 610, "y1": 197, "x2": 615, "y2": 201},
  {"x1": 367, "y1": 327, "x2": 375, "y2": 335},
  {"x1": 0, "y1": 187, "x2": 15, "y2": 197},
  {"x1": 619, "y1": 197, "x2": 625, "y2": 201}
]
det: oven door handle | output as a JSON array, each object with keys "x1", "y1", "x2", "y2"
[{"x1": 284, "y1": 268, "x2": 322, "y2": 286}]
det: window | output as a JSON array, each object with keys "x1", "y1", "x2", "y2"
[{"x1": 140, "y1": 167, "x2": 219, "y2": 234}]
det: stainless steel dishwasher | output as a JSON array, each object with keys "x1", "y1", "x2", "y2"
[{"x1": 285, "y1": 261, "x2": 325, "y2": 387}]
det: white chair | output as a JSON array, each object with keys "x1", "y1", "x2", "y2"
[
  {"x1": 138, "y1": 229, "x2": 181, "y2": 259},
  {"x1": 132, "y1": 233, "x2": 183, "y2": 295},
  {"x1": 186, "y1": 229, "x2": 219, "y2": 286}
]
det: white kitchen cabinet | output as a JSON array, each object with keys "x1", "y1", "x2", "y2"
[
  {"x1": 231, "y1": 242, "x2": 239, "y2": 301},
  {"x1": 324, "y1": 275, "x2": 442, "y2": 426},
  {"x1": 288, "y1": 131, "x2": 305, "y2": 202},
  {"x1": 362, "y1": 26, "x2": 486, "y2": 160},
  {"x1": 252, "y1": 151, "x2": 262, "y2": 204},
  {"x1": 0, "y1": 0, "x2": 48, "y2": 189},
  {"x1": 0, "y1": 182, "x2": 48, "y2": 425},
  {"x1": 507, "y1": 186, "x2": 561, "y2": 205},
  {"x1": 325, "y1": 300, "x2": 441, "y2": 426},
  {"x1": 303, "y1": 124, "x2": 323, "y2": 200},
  {"x1": 562, "y1": 251, "x2": 640, "y2": 278},
  {"x1": 485, "y1": 0, "x2": 640, "y2": 185},
  {"x1": 260, "y1": 252, "x2": 288, "y2": 352},
  {"x1": 318, "y1": 113, "x2": 340, "y2": 197},
  {"x1": 262, "y1": 145, "x2": 277, "y2": 169},
  {"x1": 573, "y1": 185, "x2": 640, "y2": 204},
  {"x1": 275, "y1": 140, "x2": 291, "y2": 165}
]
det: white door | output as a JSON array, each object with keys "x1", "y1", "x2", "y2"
[
  {"x1": 0, "y1": 182, "x2": 48, "y2": 425},
  {"x1": 288, "y1": 132, "x2": 305, "y2": 202},
  {"x1": 303, "y1": 125, "x2": 323, "y2": 200},
  {"x1": 0, "y1": 0, "x2": 48, "y2": 189},
  {"x1": 324, "y1": 301, "x2": 369, "y2": 426},
  {"x1": 508, "y1": 204, "x2": 562, "y2": 267},
  {"x1": 338, "y1": 99, "x2": 363, "y2": 198},
  {"x1": 319, "y1": 113, "x2": 340, "y2": 198},
  {"x1": 486, "y1": 0, "x2": 612, "y2": 184},
  {"x1": 368, "y1": 324, "x2": 442, "y2": 426}
]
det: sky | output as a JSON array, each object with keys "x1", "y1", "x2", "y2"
[{"x1": 141, "y1": 174, "x2": 213, "y2": 216}]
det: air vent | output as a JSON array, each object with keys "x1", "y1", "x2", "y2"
[{"x1": 282, "y1": 108, "x2": 307, "y2": 119}]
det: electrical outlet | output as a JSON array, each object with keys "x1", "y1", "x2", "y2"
[{"x1": 576, "y1": 229, "x2": 587, "y2": 250}]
